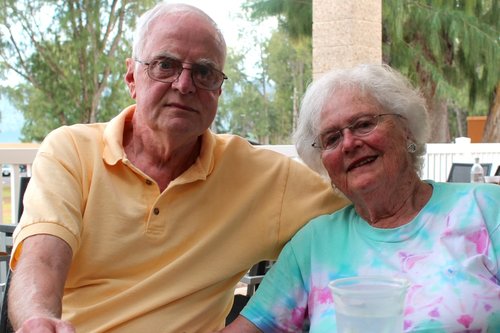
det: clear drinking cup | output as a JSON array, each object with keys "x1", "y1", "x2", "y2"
[
  {"x1": 329, "y1": 276, "x2": 410, "y2": 333},
  {"x1": 485, "y1": 176, "x2": 500, "y2": 185}
]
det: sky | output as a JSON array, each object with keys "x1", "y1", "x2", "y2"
[
  {"x1": 0, "y1": 0, "x2": 277, "y2": 143},
  {"x1": 178, "y1": 0, "x2": 277, "y2": 74},
  {"x1": 177, "y1": 0, "x2": 253, "y2": 48}
]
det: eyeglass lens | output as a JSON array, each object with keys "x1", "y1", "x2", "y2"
[
  {"x1": 148, "y1": 57, "x2": 225, "y2": 90},
  {"x1": 318, "y1": 115, "x2": 382, "y2": 150}
]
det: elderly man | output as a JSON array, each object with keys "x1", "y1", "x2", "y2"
[{"x1": 7, "y1": 3, "x2": 347, "y2": 333}]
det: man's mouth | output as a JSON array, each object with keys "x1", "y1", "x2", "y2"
[
  {"x1": 347, "y1": 156, "x2": 377, "y2": 171},
  {"x1": 167, "y1": 103, "x2": 197, "y2": 112}
]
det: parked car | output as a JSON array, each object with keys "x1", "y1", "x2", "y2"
[
  {"x1": 2, "y1": 164, "x2": 27, "y2": 177},
  {"x1": 2, "y1": 166, "x2": 11, "y2": 177}
]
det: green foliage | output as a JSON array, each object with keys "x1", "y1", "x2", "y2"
[
  {"x1": 217, "y1": 49, "x2": 267, "y2": 142},
  {"x1": 245, "y1": 0, "x2": 498, "y2": 142},
  {"x1": 216, "y1": 28, "x2": 312, "y2": 144},
  {"x1": 0, "y1": 0, "x2": 154, "y2": 142},
  {"x1": 265, "y1": 31, "x2": 312, "y2": 143},
  {"x1": 3, "y1": 0, "x2": 497, "y2": 143},
  {"x1": 214, "y1": 0, "x2": 313, "y2": 144},
  {"x1": 383, "y1": 0, "x2": 499, "y2": 116},
  {"x1": 243, "y1": 0, "x2": 312, "y2": 39}
]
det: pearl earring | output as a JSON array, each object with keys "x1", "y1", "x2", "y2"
[{"x1": 407, "y1": 142, "x2": 417, "y2": 153}]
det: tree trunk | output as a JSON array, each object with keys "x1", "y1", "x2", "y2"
[
  {"x1": 420, "y1": 85, "x2": 450, "y2": 142},
  {"x1": 427, "y1": 98, "x2": 450, "y2": 143},
  {"x1": 451, "y1": 106, "x2": 467, "y2": 138},
  {"x1": 482, "y1": 84, "x2": 500, "y2": 143},
  {"x1": 415, "y1": 63, "x2": 450, "y2": 143}
]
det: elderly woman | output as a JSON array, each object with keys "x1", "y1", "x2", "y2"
[{"x1": 222, "y1": 64, "x2": 500, "y2": 332}]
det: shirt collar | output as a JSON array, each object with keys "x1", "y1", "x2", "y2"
[
  {"x1": 102, "y1": 105, "x2": 216, "y2": 180},
  {"x1": 102, "y1": 105, "x2": 135, "y2": 165}
]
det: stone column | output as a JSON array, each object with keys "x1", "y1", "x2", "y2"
[{"x1": 312, "y1": 0, "x2": 382, "y2": 79}]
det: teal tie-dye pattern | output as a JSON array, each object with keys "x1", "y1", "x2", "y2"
[{"x1": 241, "y1": 181, "x2": 500, "y2": 332}]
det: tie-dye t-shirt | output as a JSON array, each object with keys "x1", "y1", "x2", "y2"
[{"x1": 241, "y1": 181, "x2": 500, "y2": 332}]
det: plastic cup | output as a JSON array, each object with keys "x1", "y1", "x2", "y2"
[
  {"x1": 485, "y1": 176, "x2": 500, "y2": 185},
  {"x1": 329, "y1": 276, "x2": 409, "y2": 333}
]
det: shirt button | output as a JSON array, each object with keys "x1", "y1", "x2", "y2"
[
  {"x1": 145, "y1": 179, "x2": 153, "y2": 185},
  {"x1": 153, "y1": 208, "x2": 160, "y2": 215}
]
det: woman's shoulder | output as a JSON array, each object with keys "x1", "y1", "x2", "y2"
[
  {"x1": 426, "y1": 180, "x2": 500, "y2": 229},
  {"x1": 292, "y1": 205, "x2": 356, "y2": 239},
  {"x1": 429, "y1": 180, "x2": 500, "y2": 199}
]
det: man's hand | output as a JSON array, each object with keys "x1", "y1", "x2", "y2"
[{"x1": 16, "y1": 317, "x2": 75, "y2": 333}]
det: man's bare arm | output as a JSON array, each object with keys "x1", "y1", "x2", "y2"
[{"x1": 8, "y1": 234, "x2": 75, "y2": 332}]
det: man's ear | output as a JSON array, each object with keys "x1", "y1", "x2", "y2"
[{"x1": 125, "y1": 58, "x2": 137, "y2": 99}]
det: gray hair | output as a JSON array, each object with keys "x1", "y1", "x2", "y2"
[
  {"x1": 132, "y1": 2, "x2": 227, "y2": 60},
  {"x1": 293, "y1": 63, "x2": 430, "y2": 178}
]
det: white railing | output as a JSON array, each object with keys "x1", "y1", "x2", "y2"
[
  {"x1": 1, "y1": 142, "x2": 500, "y2": 226},
  {"x1": 1, "y1": 143, "x2": 39, "y2": 289},
  {"x1": 1, "y1": 141, "x2": 498, "y2": 297},
  {"x1": 0, "y1": 143, "x2": 39, "y2": 224},
  {"x1": 262, "y1": 143, "x2": 500, "y2": 182},
  {"x1": 422, "y1": 143, "x2": 500, "y2": 182}
]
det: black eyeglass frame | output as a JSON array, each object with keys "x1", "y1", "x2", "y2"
[
  {"x1": 311, "y1": 113, "x2": 404, "y2": 151},
  {"x1": 134, "y1": 58, "x2": 228, "y2": 91}
]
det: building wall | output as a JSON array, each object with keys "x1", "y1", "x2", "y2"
[{"x1": 312, "y1": 0, "x2": 382, "y2": 79}]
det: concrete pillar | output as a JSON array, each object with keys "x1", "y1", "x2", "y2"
[{"x1": 312, "y1": 0, "x2": 382, "y2": 79}]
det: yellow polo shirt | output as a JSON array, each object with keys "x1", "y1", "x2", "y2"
[{"x1": 12, "y1": 105, "x2": 347, "y2": 332}]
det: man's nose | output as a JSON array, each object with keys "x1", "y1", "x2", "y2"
[{"x1": 171, "y1": 67, "x2": 196, "y2": 93}]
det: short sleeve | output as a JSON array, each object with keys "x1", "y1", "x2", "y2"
[
  {"x1": 241, "y1": 241, "x2": 309, "y2": 332},
  {"x1": 278, "y1": 160, "x2": 348, "y2": 248}
]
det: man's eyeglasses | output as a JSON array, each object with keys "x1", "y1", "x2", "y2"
[
  {"x1": 134, "y1": 57, "x2": 228, "y2": 91},
  {"x1": 312, "y1": 113, "x2": 403, "y2": 151}
]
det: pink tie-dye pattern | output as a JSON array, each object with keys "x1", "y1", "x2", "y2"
[
  {"x1": 399, "y1": 252, "x2": 429, "y2": 272},
  {"x1": 428, "y1": 307, "x2": 440, "y2": 317},
  {"x1": 308, "y1": 286, "x2": 333, "y2": 318},
  {"x1": 316, "y1": 287, "x2": 333, "y2": 304},
  {"x1": 405, "y1": 285, "x2": 444, "y2": 318},
  {"x1": 290, "y1": 307, "x2": 307, "y2": 328},
  {"x1": 404, "y1": 306, "x2": 415, "y2": 316},
  {"x1": 465, "y1": 228, "x2": 489, "y2": 254},
  {"x1": 457, "y1": 314, "x2": 474, "y2": 328},
  {"x1": 404, "y1": 285, "x2": 422, "y2": 316}
]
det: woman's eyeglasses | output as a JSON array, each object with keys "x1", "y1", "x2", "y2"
[
  {"x1": 312, "y1": 113, "x2": 403, "y2": 151},
  {"x1": 135, "y1": 57, "x2": 227, "y2": 91}
]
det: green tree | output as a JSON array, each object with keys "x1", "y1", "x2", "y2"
[
  {"x1": 265, "y1": 30, "x2": 312, "y2": 143},
  {"x1": 243, "y1": 0, "x2": 312, "y2": 39},
  {"x1": 0, "y1": 0, "x2": 154, "y2": 142},
  {"x1": 217, "y1": 49, "x2": 270, "y2": 143},
  {"x1": 213, "y1": 19, "x2": 269, "y2": 143},
  {"x1": 383, "y1": 0, "x2": 499, "y2": 142},
  {"x1": 217, "y1": 0, "x2": 313, "y2": 144},
  {"x1": 217, "y1": 29, "x2": 312, "y2": 144},
  {"x1": 245, "y1": 0, "x2": 499, "y2": 143}
]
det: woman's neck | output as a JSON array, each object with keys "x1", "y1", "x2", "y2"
[{"x1": 353, "y1": 178, "x2": 433, "y2": 228}]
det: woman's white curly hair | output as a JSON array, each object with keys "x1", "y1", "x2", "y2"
[{"x1": 293, "y1": 63, "x2": 430, "y2": 178}]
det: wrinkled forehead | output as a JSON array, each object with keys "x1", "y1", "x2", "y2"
[
  {"x1": 142, "y1": 11, "x2": 226, "y2": 66},
  {"x1": 318, "y1": 86, "x2": 382, "y2": 127},
  {"x1": 321, "y1": 86, "x2": 368, "y2": 113}
]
